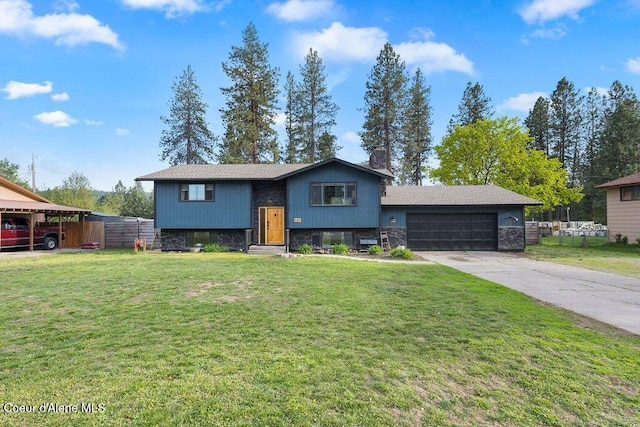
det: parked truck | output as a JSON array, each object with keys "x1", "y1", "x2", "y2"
[{"x1": 0, "y1": 217, "x2": 64, "y2": 250}]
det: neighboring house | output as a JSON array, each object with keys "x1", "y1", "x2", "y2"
[
  {"x1": 596, "y1": 171, "x2": 640, "y2": 243},
  {"x1": 0, "y1": 175, "x2": 91, "y2": 250},
  {"x1": 136, "y1": 148, "x2": 541, "y2": 252}
]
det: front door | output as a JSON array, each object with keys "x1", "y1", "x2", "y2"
[{"x1": 259, "y1": 207, "x2": 285, "y2": 245}]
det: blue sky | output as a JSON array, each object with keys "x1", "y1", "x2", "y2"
[{"x1": 1, "y1": 0, "x2": 639, "y2": 191}]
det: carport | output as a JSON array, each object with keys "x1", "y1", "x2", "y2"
[{"x1": 0, "y1": 176, "x2": 91, "y2": 251}]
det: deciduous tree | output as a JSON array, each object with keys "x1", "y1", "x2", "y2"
[
  {"x1": 0, "y1": 158, "x2": 29, "y2": 188},
  {"x1": 432, "y1": 117, "x2": 582, "y2": 213}
]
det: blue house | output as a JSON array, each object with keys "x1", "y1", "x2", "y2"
[{"x1": 136, "y1": 148, "x2": 541, "y2": 252}]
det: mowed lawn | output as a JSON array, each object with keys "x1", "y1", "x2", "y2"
[
  {"x1": 1, "y1": 252, "x2": 639, "y2": 426},
  {"x1": 526, "y1": 237, "x2": 640, "y2": 279}
]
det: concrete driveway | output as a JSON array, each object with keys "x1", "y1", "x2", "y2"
[{"x1": 418, "y1": 251, "x2": 640, "y2": 336}]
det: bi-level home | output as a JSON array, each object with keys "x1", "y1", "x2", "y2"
[{"x1": 137, "y1": 148, "x2": 541, "y2": 252}]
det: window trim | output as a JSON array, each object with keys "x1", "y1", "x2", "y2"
[
  {"x1": 180, "y1": 183, "x2": 214, "y2": 202},
  {"x1": 620, "y1": 185, "x2": 640, "y2": 202},
  {"x1": 310, "y1": 182, "x2": 357, "y2": 207}
]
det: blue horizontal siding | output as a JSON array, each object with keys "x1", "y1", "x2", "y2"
[
  {"x1": 155, "y1": 181, "x2": 252, "y2": 229},
  {"x1": 381, "y1": 206, "x2": 525, "y2": 227},
  {"x1": 287, "y1": 163, "x2": 380, "y2": 229}
]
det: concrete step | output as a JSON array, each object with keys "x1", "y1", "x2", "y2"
[{"x1": 247, "y1": 245, "x2": 287, "y2": 255}]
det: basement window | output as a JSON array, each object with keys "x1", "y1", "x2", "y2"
[{"x1": 311, "y1": 232, "x2": 354, "y2": 248}]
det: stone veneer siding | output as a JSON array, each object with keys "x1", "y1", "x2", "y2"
[
  {"x1": 497, "y1": 226, "x2": 525, "y2": 251},
  {"x1": 160, "y1": 229, "x2": 247, "y2": 251}
]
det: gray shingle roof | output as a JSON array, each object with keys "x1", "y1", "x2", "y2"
[
  {"x1": 382, "y1": 185, "x2": 542, "y2": 206},
  {"x1": 596, "y1": 171, "x2": 640, "y2": 188},
  {"x1": 136, "y1": 163, "x2": 310, "y2": 181},
  {"x1": 136, "y1": 158, "x2": 394, "y2": 181}
]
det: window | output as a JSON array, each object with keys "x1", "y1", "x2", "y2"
[
  {"x1": 186, "y1": 231, "x2": 217, "y2": 247},
  {"x1": 310, "y1": 183, "x2": 356, "y2": 206},
  {"x1": 621, "y1": 185, "x2": 640, "y2": 201},
  {"x1": 180, "y1": 183, "x2": 214, "y2": 201},
  {"x1": 311, "y1": 232, "x2": 354, "y2": 248}
]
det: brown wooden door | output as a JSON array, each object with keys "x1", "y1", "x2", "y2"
[{"x1": 260, "y1": 207, "x2": 284, "y2": 245}]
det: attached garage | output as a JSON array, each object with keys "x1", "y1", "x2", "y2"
[
  {"x1": 407, "y1": 213, "x2": 497, "y2": 251},
  {"x1": 381, "y1": 185, "x2": 543, "y2": 252}
]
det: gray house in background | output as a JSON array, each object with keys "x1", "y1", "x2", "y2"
[{"x1": 137, "y1": 148, "x2": 541, "y2": 252}]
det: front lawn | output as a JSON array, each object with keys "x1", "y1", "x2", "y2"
[
  {"x1": 526, "y1": 236, "x2": 640, "y2": 278},
  {"x1": 1, "y1": 251, "x2": 638, "y2": 426}
]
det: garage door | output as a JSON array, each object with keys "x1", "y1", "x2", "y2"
[{"x1": 407, "y1": 213, "x2": 497, "y2": 251}]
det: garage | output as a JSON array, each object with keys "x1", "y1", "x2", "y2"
[{"x1": 407, "y1": 213, "x2": 497, "y2": 251}]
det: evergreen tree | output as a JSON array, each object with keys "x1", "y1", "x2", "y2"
[
  {"x1": 219, "y1": 22, "x2": 280, "y2": 164},
  {"x1": 283, "y1": 71, "x2": 303, "y2": 163},
  {"x1": 0, "y1": 158, "x2": 29, "y2": 188},
  {"x1": 399, "y1": 68, "x2": 432, "y2": 185},
  {"x1": 549, "y1": 77, "x2": 583, "y2": 185},
  {"x1": 360, "y1": 42, "x2": 408, "y2": 173},
  {"x1": 524, "y1": 96, "x2": 551, "y2": 156},
  {"x1": 576, "y1": 88, "x2": 606, "y2": 220},
  {"x1": 297, "y1": 48, "x2": 339, "y2": 163},
  {"x1": 596, "y1": 81, "x2": 640, "y2": 183},
  {"x1": 97, "y1": 180, "x2": 127, "y2": 215},
  {"x1": 159, "y1": 65, "x2": 215, "y2": 166},
  {"x1": 448, "y1": 81, "x2": 493, "y2": 131},
  {"x1": 317, "y1": 131, "x2": 341, "y2": 160}
]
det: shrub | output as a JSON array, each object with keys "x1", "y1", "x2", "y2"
[
  {"x1": 390, "y1": 247, "x2": 414, "y2": 259},
  {"x1": 332, "y1": 244, "x2": 349, "y2": 255},
  {"x1": 297, "y1": 243, "x2": 312, "y2": 254},
  {"x1": 636, "y1": 237, "x2": 640, "y2": 245},
  {"x1": 204, "y1": 243, "x2": 229, "y2": 253},
  {"x1": 614, "y1": 234, "x2": 628, "y2": 245},
  {"x1": 367, "y1": 245, "x2": 383, "y2": 255}
]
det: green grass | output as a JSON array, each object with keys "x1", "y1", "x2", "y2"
[
  {"x1": 526, "y1": 236, "x2": 640, "y2": 278},
  {"x1": 1, "y1": 251, "x2": 639, "y2": 426}
]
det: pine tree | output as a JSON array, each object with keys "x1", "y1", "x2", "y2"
[
  {"x1": 317, "y1": 131, "x2": 341, "y2": 160},
  {"x1": 448, "y1": 82, "x2": 493, "y2": 131},
  {"x1": 549, "y1": 77, "x2": 583, "y2": 185},
  {"x1": 284, "y1": 71, "x2": 303, "y2": 163},
  {"x1": 360, "y1": 42, "x2": 408, "y2": 173},
  {"x1": 219, "y1": 22, "x2": 280, "y2": 164},
  {"x1": 297, "y1": 48, "x2": 339, "y2": 163},
  {"x1": 524, "y1": 96, "x2": 551, "y2": 156},
  {"x1": 159, "y1": 65, "x2": 215, "y2": 166},
  {"x1": 399, "y1": 68, "x2": 432, "y2": 185}
]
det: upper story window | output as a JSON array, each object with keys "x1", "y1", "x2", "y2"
[
  {"x1": 311, "y1": 183, "x2": 357, "y2": 206},
  {"x1": 620, "y1": 185, "x2": 640, "y2": 201},
  {"x1": 180, "y1": 183, "x2": 214, "y2": 201}
]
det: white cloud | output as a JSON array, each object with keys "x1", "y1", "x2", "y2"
[
  {"x1": 625, "y1": 56, "x2": 640, "y2": 74},
  {"x1": 119, "y1": 0, "x2": 207, "y2": 18},
  {"x1": 294, "y1": 22, "x2": 387, "y2": 62},
  {"x1": 53, "y1": 0, "x2": 79, "y2": 13},
  {"x1": 0, "y1": 0, "x2": 122, "y2": 49},
  {"x1": 2, "y1": 80, "x2": 53, "y2": 99},
  {"x1": 51, "y1": 92, "x2": 69, "y2": 102},
  {"x1": 519, "y1": 0, "x2": 596, "y2": 24},
  {"x1": 34, "y1": 110, "x2": 77, "y2": 127},
  {"x1": 84, "y1": 119, "x2": 103, "y2": 126},
  {"x1": 274, "y1": 112, "x2": 286, "y2": 127},
  {"x1": 528, "y1": 25, "x2": 567, "y2": 40},
  {"x1": 498, "y1": 91, "x2": 547, "y2": 113},
  {"x1": 395, "y1": 29, "x2": 474, "y2": 75},
  {"x1": 115, "y1": 128, "x2": 131, "y2": 136},
  {"x1": 267, "y1": 0, "x2": 334, "y2": 22},
  {"x1": 340, "y1": 131, "x2": 360, "y2": 145}
]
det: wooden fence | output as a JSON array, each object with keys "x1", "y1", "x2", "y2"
[
  {"x1": 105, "y1": 220, "x2": 156, "y2": 248},
  {"x1": 525, "y1": 221, "x2": 539, "y2": 245},
  {"x1": 62, "y1": 220, "x2": 157, "y2": 249},
  {"x1": 63, "y1": 221, "x2": 105, "y2": 248}
]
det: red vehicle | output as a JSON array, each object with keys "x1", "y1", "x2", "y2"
[{"x1": 1, "y1": 217, "x2": 64, "y2": 250}]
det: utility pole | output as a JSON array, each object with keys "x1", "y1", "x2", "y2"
[{"x1": 29, "y1": 154, "x2": 37, "y2": 192}]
